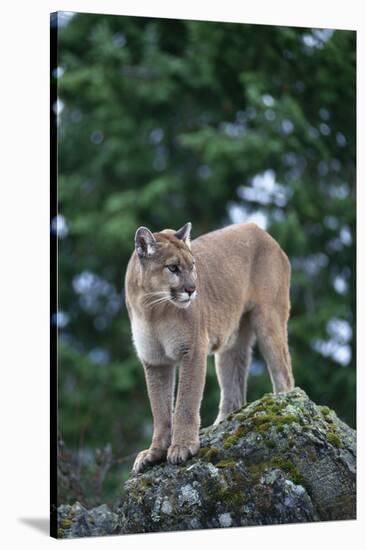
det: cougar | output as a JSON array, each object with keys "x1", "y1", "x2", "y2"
[{"x1": 125, "y1": 222, "x2": 294, "y2": 473}]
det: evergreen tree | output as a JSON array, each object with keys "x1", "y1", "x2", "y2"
[{"x1": 53, "y1": 13, "x2": 356, "y2": 503}]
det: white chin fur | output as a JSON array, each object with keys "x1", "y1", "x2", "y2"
[
  {"x1": 171, "y1": 291, "x2": 197, "y2": 308},
  {"x1": 175, "y1": 293, "x2": 197, "y2": 308},
  {"x1": 173, "y1": 299, "x2": 191, "y2": 309}
]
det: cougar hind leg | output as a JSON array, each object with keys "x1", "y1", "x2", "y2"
[
  {"x1": 214, "y1": 315, "x2": 255, "y2": 424},
  {"x1": 252, "y1": 308, "x2": 294, "y2": 393}
]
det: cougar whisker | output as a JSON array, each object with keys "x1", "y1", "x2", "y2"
[
  {"x1": 142, "y1": 291, "x2": 169, "y2": 306},
  {"x1": 146, "y1": 295, "x2": 172, "y2": 309}
]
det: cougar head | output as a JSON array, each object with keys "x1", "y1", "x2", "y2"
[{"x1": 134, "y1": 222, "x2": 197, "y2": 309}]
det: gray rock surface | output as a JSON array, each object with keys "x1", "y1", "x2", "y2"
[
  {"x1": 57, "y1": 501, "x2": 119, "y2": 538},
  {"x1": 57, "y1": 388, "x2": 356, "y2": 538}
]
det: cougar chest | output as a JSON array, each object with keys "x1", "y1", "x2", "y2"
[{"x1": 131, "y1": 315, "x2": 186, "y2": 365}]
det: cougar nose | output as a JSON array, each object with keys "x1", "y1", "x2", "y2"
[{"x1": 185, "y1": 286, "x2": 196, "y2": 296}]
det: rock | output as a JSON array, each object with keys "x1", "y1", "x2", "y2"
[
  {"x1": 57, "y1": 388, "x2": 356, "y2": 538},
  {"x1": 117, "y1": 388, "x2": 356, "y2": 534},
  {"x1": 57, "y1": 501, "x2": 119, "y2": 538}
]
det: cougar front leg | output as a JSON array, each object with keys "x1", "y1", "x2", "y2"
[
  {"x1": 168, "y1": 349, "x2": 207, "y2": 465},
  {"x1": 133, "y1": 363, "x2": 175, "y2": 474}
]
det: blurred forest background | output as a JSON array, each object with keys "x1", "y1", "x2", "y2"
[{"x1": 52, "y1": 12, "x2": 356, "y2": 506}]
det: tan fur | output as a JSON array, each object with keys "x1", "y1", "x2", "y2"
[{"x1": 125, "y1": 223, "x2": 294, "y2": 473}]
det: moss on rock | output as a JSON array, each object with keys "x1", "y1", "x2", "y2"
[
  {"x1": 57, "y1": 388, "x2": 356, "y2": 537},
  {"x1": 197, "y1": 446, "x2": 220, "y2": 462},
  {"x1": 117, "y1": 388, "x2": 355, "y2": 534},
  {"x1": 216, "y1": 458, "x2": 237, "y2": 469},
  {"x1": 326, "y1": 431, "x2": 344, "y2": 448}
]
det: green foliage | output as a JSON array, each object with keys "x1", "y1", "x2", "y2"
[{"x1": 54, "y1": 13, "x2": 356, "y2": 503}]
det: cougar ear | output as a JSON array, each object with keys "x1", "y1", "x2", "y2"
[
  {"x1": 175, "y1": 222, "x2": 192, "y2": 247},
  {"x1": 135, "y1": 227, "x2": 157, "y2": 258}
]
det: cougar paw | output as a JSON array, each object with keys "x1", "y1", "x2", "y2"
[
  {"x1": 132, "y1": 447, "x2": 166, "y2": 474},
  {"x1": 167, "y1": 441, "x2": 199, "y2": 465}
]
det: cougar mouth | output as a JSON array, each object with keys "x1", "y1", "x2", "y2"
[{"x1": 170, "y1": 290, "x2": 197, "y2": 308}]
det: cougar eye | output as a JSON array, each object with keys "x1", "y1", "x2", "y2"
[{"x1": 167, "y1": 264, "x2": 179, "y2": 274}]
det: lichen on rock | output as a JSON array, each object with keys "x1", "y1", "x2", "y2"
[
  {"x1": 57, "y1": 388, "x2": 356, "y2": 538},
  {"x1": 57, "y1": 501, "x2": 119, "y2": 538},
  {"x1": 117, "y1": 388, "x2": 356, "y2": 534}
]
